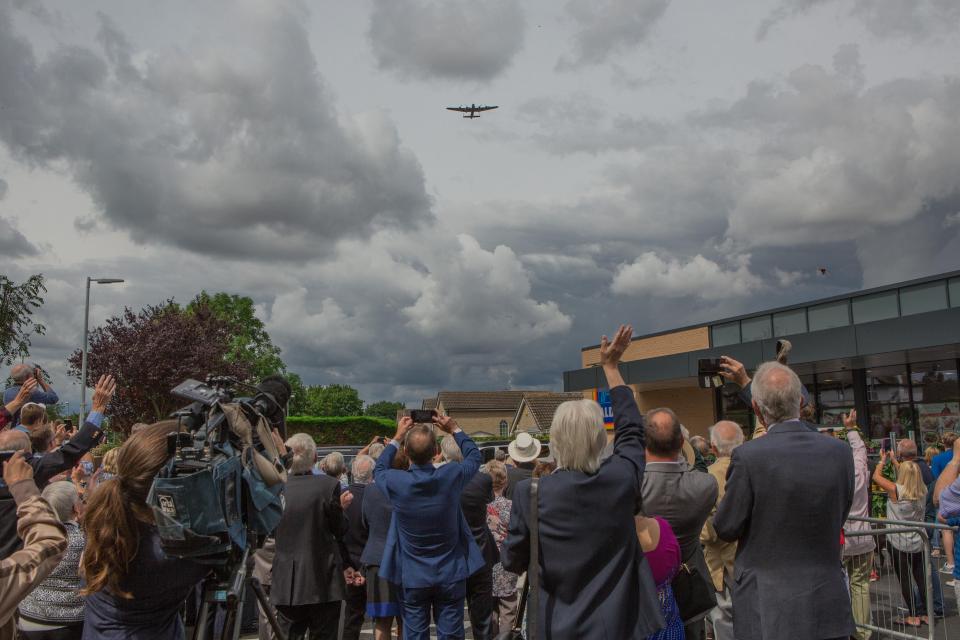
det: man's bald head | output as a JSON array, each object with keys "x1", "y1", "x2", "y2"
[
  {"x1": 898, "y1": 439, "x2": 918, "y2": 461},
  {"x1": 644, "y1": 407, "x2": 683, "y2": 457},
  {"x1": 404, "y1": 424, "x2": 437, "y2": 466},
  {"x1": 0, "y1": 430, "x2": 31, "y2": 453},
  {"x1": 10, "y1": 364, "x2": 31, "y2": 384},
  {"x1": 710, "y1": 420, "x2": 744, "y2": 457}
]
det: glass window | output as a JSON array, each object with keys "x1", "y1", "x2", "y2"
[
  {"x1": 817, "y1": 371, "x2": 854, "y2": 428},
  {"x1": 866, "y1": 365, "x2": 912, "y2": 440},
  {"x1": 499, "y1": 420, "x2": 508, "y2": 438},
  {"x1": 711, "y1": 321, "x2": 740, "y2": 347},
  {"x1": 773, "y1": 309, "x2": 807, "y2": 337},
  {"x1": 740, "y1": 316, "x2": 772, "y2": 342},
  {"x1": 911, "y1": 361, "x2": 960, "y2": 442},
  {"x1": 852, "y1": 291, "x2": 899, "y2": 324},
  {"x1": 900, "y1": 281, "x2": 948, "y2": 316},
  {"x1": 808, "y1": 301, "x2": 849, "y2": 331},
  {"x1": 949, "y1": 278, "x2": 960, "y2": 308}
]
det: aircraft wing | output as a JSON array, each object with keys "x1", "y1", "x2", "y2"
[
  {"x1": 477, "y1": 105, "x2": 498, "y2": 112},
  {"x1": 446, "y1": 107, "x2": 472, "y2": 113}
]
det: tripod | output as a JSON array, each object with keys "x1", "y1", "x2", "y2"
[{"x1": 192, "y1": 546, "x2": 287, "y2": 640}]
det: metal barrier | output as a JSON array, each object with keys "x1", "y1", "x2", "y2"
[{"x1": 845, "y1": 516, "x2": 958, "y2": 640}]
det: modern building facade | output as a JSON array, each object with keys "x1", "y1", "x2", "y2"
[{"x1": 563, "y1": 270, "x2": 960, "y2": 445}]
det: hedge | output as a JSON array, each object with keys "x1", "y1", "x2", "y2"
[{"x1": 286, "y1": 416, "x2": 395, "y2": 446}]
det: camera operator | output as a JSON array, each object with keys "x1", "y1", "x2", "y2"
[
  {"x1": 81, "y1": 421, "x2": 211, "y2": 640},
  {"x1": 0, "y1": 378, "x2": 38, "y2": 431},
  {"x1": 0, "y1": 375, "x2": 117, "y2": 560},
  {"x1": 4, "y1": 364, "x2": 59, "y2": 425},
  {"x1": 0, "y1": 452, "x2": 68, "y2": 638}
]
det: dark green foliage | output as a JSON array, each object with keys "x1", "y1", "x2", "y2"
[
  {"x1": 365, "y1": 400, "x2": 406, "y2": 419},
  {"x1": 0, "y1": 274, "x2": 46, "y2": 365},
  {"x1": 286, "y1": 415, "x2": 394, "y2": 445}
]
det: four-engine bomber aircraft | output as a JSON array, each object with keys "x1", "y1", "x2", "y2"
[{"x1": 446, "y1": 104, "x2": 499, "y2": 119}]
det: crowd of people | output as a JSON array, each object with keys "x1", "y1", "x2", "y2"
[{"x1": 4, "y1": 326, "x2": 960, "y2": 640}]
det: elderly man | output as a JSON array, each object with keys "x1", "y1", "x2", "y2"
[
  {"x1": 271, "y1": 433, "x2": 352, "y2": 640},
  {"x1": 341, "y1": 455, "x2": 375, "y2": 640},
  {"x1": 3, "y1": 365, "x2": 58, "y2": 425},
  {"x1": 374, "y1": 414, "x2": 483, "y2": 640},
  {"x1": 700, "y1": 421, "x2": 744, "y2": 640},
  {"x1": 642, "y1": 408, "x2": 718, "y2": 640},
  {"x1": 0, "y1": 374, "x2": 115, "y2": 560},
  {"x1": 714, "y1": 362, "x2": 855, "y2": 640},
  {"x1": 504, "y1": 432, "x2": 540, "y2": 499}
]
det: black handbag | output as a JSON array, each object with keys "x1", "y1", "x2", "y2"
[
  {"x1": 495, "y1": 477, "x2": 539, "y2": 640},
  {"x1": 671, "y1": 557, "x2": 717, "y2": 624}
]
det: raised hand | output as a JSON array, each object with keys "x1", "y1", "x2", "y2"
[
  {"x1": 719, "y1": 356, "x2": 751, "y2": 388},
  {"x1": 2, "y1": 452, "x2": 34, "y2": 486},
  {"x1": 433, "y1": 413, "x2": 459, "y2": 435},
  {"x1": 599, "y1": 325, "x2": 633, "y2": 369},
  {"x1": 8, "y1": 378, "x2": 38, "y2": 411},
  {"x1": 842, "y1": 410, "x2": 858, "y2": 430},
  {"x1": 340, "y1": 490, "x2": 354, "y2": 510},
  {"x1": 393, "y1": 416, "x2": 414, "y2": 442},
  {"x1": 91, "y1": 375, "x2": 117, "y2": 414}
]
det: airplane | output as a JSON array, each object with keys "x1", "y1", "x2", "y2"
[{"x1": 446, "y1": 104, "x2": 499, "y2": 119}]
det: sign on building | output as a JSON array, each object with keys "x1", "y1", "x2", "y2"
[{"x1": 593, "y1": 389, "x2": 614, "y2": 429}]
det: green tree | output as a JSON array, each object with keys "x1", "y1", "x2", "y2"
[
  {"x1": 286, "y1": 372, "x2": 310, "y2": 416},
  {"x1": 302, "y1": 384, "x2": 364, "y2": 417},
  {"x1": 0, "y1": 274, "x2": 46, "y2": 365},
  {"x1": 365, "y1": 400, "x2": 405, "y2": 420},
  {"x1": 187, "y1": 291, "x2": 284, "y2": 379}
]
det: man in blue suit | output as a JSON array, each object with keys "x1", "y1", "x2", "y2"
[{"x1": 374, "y1": 413, "x2": 485, "y2": 640}]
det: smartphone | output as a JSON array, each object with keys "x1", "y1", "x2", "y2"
[
  {"x1": 0, "y1": 450, "x2": 16, "y2": 472},
  {"x1": 410, "y1": 409, "x2": 436, "y2": 424},
  {"x1": 64, "y1": 419, "x2": 74, "y2": 431},
  {"x1": 698, "y1": 359, "x2": 724, "y2": 389}
]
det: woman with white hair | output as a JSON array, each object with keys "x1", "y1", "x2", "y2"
[
  {"x1": 18, "y1": 481, "x2": 86, "y2": 639},
  {"x1": 502, "y1": 325, "x2": 664, "y2": 638}
]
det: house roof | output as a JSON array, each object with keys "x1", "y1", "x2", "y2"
[
  {"x1": 422, "y1": 397, "x2": 438, "y2": 410},
  {"x1": 516, "y1": 392, "x2": 586, "y2": 431},
  {"x1": 435, "y1": 390, "x2": 528, "y2": 412}
]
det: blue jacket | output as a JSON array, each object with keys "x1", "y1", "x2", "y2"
[{"x1": 373, "y1": 431, "x2": 485, "y2": 588}]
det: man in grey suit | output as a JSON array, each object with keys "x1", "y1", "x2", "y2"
[
  {"x1": 714, "y1": 361, "x2": 855, "y2": 640},
  {"x1": 641, "y1": 407, "x2": 719, "y2": 640}
]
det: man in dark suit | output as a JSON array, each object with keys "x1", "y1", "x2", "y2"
[
  {"x1": 714, "y1": 361, "x2": 855, "y2": 640},
  {"x1": 271, "y1": 434, "x2": 353, "y2": 640},
  {"x1": 341, "y1": 455, "x2": 375, "y2": 640},
  {"x1": 440, "y1": 436, "x2": 499, "y2": 640},
  {"x1": 641, "y1": 408, "x2": 718, "y2": 640},
  {"x1": 375, "y1": 414, "x2": 485, "y2": 640}
]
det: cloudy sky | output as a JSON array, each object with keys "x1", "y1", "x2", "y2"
[{"x1": 2, "y1": 0, "x2": 960, "y2": 408}]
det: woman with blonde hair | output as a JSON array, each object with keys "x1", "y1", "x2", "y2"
[
  {"x1": 873, "y1": 451, "x2": 929, "y2": 627},
  {"x1": 80, "y1": 422, "x2": 210, "y2": 639},
  {"x1": 925, "y1": 446, "x2": 939, "y2": 466}
]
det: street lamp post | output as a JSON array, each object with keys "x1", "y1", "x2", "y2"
[{"x1": 79, "y1": 277, "x2": 124, "y2": 425}]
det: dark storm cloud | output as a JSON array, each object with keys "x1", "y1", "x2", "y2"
[
  {"x1": 0, "y1": 1, "x2": 432, "y2": 261},
  {"x1": 557, "y1": 0, "x2": 670, "y2": 69},
  {"x1": 368, "y1": 0, "x2": 525, "y2": 82},
  {"x1": 758, "y1": 0, "x2": 960, "y2": 40},
  {"x1": 0, "y1": 216, "x2": 39, "y2": 256}
]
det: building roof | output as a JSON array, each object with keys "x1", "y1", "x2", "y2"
[
  {"x1": 513, "y1": 392, "x2": 585, "y2": 432},
  {"x1": 421, "y1": 397, "x2": 438, "y2": 410},
  {"x1": 435, "y1": 390, "x2": 528, "y2": 412}
]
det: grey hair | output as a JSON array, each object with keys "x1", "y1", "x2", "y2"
[
  {"x1": 322, "y1": 452, "x2": 346, "y2": 478},
  {"x1": 441, "y1": 436, "x2": 463, "y2": 462},
  {"x1": 750, "y1": 361, "x2": 802, "y2": 425},
  {"x1": 42, "y1": 481, "x2": 79, "y2": 523},
  {"x1": 551, "y1": 400, "x2": 607, "y2": 474},
  {"x1": 10, "y1": 364, "x2": 31, "y2": 384},
  {"x1": 352, "y1": 454, "x2": 375, "y2": 484},
  {"x1": 286, "y1": 433, "x2": 317, "y2": 475},
  {"x1": 709, "y1": 420, "x2": 745, "y2": 457},
  {"x1": 368, "y1": 442, "x2": 385, "y2": 460}
]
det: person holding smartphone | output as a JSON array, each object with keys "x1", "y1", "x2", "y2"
[{"x1": 3, "y1": 364, "x2": 59, "y2": 426}]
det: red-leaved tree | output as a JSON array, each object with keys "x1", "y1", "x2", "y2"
[{"x1": 67, "y1": 301, "x2": 251, "y2": 432}]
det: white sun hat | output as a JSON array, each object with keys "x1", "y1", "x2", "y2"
[{"x1": 508, "y1": 432, "x2": 542, "y2": 463}]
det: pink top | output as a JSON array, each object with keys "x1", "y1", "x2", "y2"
[{"x1": 645, "y1": 516, "x2": 682, "y2": 586}]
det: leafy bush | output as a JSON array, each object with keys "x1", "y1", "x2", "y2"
[{"x1": 286, "y1": 416, "x2": 395, "y2": 446}]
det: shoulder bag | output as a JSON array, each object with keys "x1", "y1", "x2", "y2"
[{"x1": 495, "y1": 477, "x2": 539, "y2": 640}]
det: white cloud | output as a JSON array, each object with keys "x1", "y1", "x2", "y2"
[
  {"x1": 368, "y1": 0, "x2": 525, "y2": 81},
  {"x1": 611, "y1": 253, "x2": 764, "y2": 300},
  {"x1": 558, "y1": 0, "x2": 670, "y2": 69},
  {"x1": 758, "y1": 0, "x2": 960, "y2": 40}
]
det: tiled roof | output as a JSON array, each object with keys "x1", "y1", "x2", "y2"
[
  {"x1": 522, "y1": 393, "x2": 586, "y2": 430},
  {"x1": 436, "y1": 390, "x2": 528, "y2": 412},
  {"x1": 422, "y1": 397, "x2": 439, "y2": 410}
]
